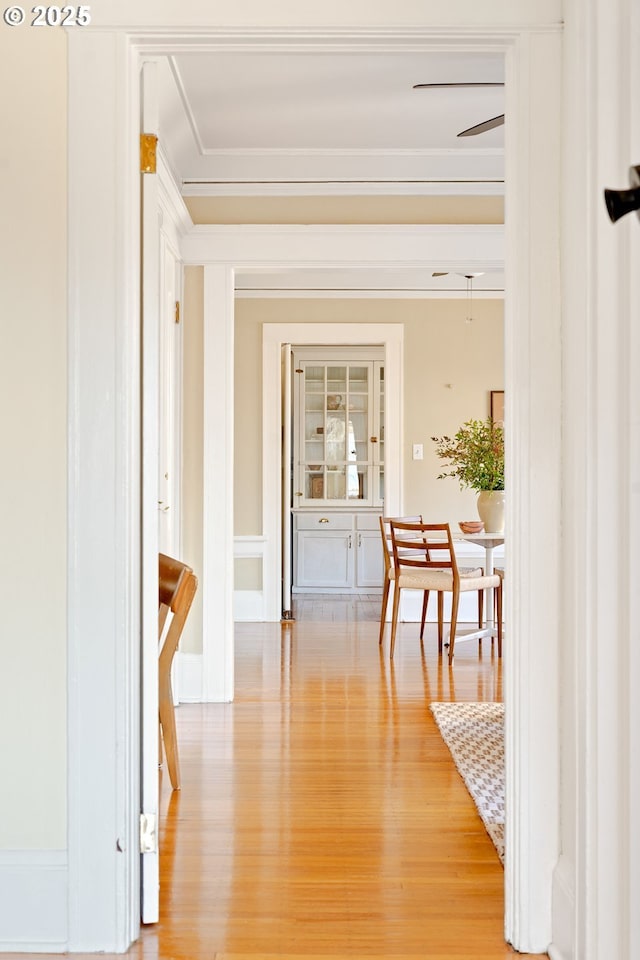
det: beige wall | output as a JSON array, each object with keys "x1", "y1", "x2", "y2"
[
  {"x1": 234, "y1": 297, "x2": 504, "y2": 535},
  {"x1": 186, "y1": 195, "x2": 504, "y2": 225},
  {"x1": 0, "y1": 29, "x2": 67, "y2": 849}
]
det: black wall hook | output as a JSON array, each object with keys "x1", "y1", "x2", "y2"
[{"x1": 604, "y1": 165, "x2": 640, "y2": 222}]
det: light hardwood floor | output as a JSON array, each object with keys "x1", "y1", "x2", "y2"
[{"x1": 35, "y1": 600, "x2": 546, "y2": 959}]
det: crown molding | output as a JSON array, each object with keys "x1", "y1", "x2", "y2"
[{"x1": 181, "y1": 179, "x2": 504, "y2": 197}]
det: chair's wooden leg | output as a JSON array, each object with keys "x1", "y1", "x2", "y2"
[
  {"x1": 448, "y1": 588, "x2": 460, "y2": 665},
  {"x1": 437, "y1": 591, "x2": 444, "y2": 653},
  {"x1": 159, "y1": 680, "x2": 180, "y2": 790},
  {"x1": 379, "y1": 575, "x2": 391, "y2": 645},
  {"x1": 419, "y1": 590, "x2": 430, "y2": 640},
  {"x1": 390, "y1": 583, "x2": 402, "y2": 659}
]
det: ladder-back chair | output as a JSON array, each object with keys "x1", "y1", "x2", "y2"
[
  {"x1": 388, "y1": 520, "x2": 502, "y2": 663},
  {"x1": 379, "y1": 516, "x2": 485, "y2": 655}
]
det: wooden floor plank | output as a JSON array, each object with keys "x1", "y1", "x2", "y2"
[{"x1": 29, "y1": 601, "x2": 545, "y2": 959}]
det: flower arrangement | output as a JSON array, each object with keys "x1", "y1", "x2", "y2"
[{"x1": 431, "y1": 418, "x2": 504, "y2": 492}]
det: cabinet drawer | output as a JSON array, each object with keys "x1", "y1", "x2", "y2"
[
  {"x1": 295, "y1": 512, "x2": 353, "y2": 531},
  {"x1": 355, "y1": 513, "x2": 382, "y2": 531}
]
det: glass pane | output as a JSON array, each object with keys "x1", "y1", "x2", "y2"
[
  {"x1": 325, "y1": 414, "x2": 346, "y2": 462},
  {"x1": 378, "y1": 466, "x2": 384, "y2": 503},
  {"x1": 305, "y1": 469, "x2": 324, "y2": 500},
  {"x1": 354, "y1": 469, "x2": 367, "y2": 501},
  {"x1": 349, "y1": 366, "x2": 369, "y2": 390},
  {"x1": 326, "y1": 366, "x2": 347, "y2": 394},
  {"x1": 348, "y1": 411, "x2": 367, "y2": 444},
  {"x1": 304, "y1": 365, "x2": 324, "y2": 392},
  {"x1": 349, "y1": 394, "x2": 367, "y2": 414},
  {"x1": 326, "y1": 392, "x2": 346, "y2": 413},
  {"x1": 326, "y1": 468, "x2": 346, "y2": 500}
]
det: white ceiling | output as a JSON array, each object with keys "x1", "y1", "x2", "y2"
[
  {"x1": 160, "y1": 49, "x2": 505, "y2": 189},
  {"x1": 157, "y1": 49, "x2": 505, "y2": 294}
]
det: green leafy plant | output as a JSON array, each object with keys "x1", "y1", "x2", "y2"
[{"x1": 431, "y1": 418, "x2": 504, "y2": 491}]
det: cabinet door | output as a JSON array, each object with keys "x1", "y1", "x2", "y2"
[
  {"x1": 356, "y1": 529, "x2": 384, "y2": 588},
  {"x1": 295, "y1": 529, "x2": 354, "y2": 588},
  {"x1": 296, "y1": 361, "x2": 374, "y2": 507}
]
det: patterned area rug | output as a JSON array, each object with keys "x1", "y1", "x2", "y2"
[{"x1": 430, "y1": 701, "x2": 505, "y2": 863}]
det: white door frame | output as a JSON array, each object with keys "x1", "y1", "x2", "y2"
[
  {"x1": 262, "y1": 323, "x2": 404, "y2": 620},
  {"x1": 67, "y1": 26, "x2": 561, "y2": 954}
]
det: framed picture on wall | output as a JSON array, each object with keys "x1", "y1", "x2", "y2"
[{"x1": 490, "y1": 390, "x2": 504, "y2": 424}]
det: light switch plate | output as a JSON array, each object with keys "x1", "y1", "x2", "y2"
[{"x1": 412, "y1": 443, "x2": 424, "y2": 460}]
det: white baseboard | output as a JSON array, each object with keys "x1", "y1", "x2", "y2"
[
  {"x1": 547, "y1": 946, "x2": 569, "y2": 960},
  {"x1": 176, "y1": 651, "x2": 203, "y2": 702},
  {"x1": 0, "y1": 851, "x2": 67, "y2": 952},
  {"x1": 234, "y1": 589, "x2": 264, "y2": 621},
  {"x1": 547, "y1": 855, "x2": 575, "y2": 960}
]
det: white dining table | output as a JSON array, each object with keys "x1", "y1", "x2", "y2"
[{"x1": 451, "y1": 530, "x2": 505, "y2": 648}]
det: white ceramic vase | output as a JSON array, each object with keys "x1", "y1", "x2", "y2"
[{"x1": 476, "y1": 490, "x2": 505, "y2": 533}]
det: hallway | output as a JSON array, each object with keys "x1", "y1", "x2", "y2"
[
  {"x1": 140, "y1": 612, "x2": 542, "y2": 960},
  {"x1": 33, "y1": 612, "x2": 546, "y2": 960}
]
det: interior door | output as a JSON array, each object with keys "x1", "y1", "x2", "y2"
[{"x1": 140, "y1": 59, "x2": 161, "y2": 925}]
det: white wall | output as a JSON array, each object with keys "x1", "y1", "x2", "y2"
[
  {"x1": 0, "y1": 28, "x2": 67, "y2": 851},
  {"x1": 551, "y1": 1, "x2": 640, "y2": 958}
]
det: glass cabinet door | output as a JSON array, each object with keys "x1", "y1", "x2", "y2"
[{"x1": 296, "y1": 358, "x2": 383, "y2": 507}]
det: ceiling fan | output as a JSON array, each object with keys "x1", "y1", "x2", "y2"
[
  {"x1": 413, "y1": 82, "x2": 504, "y2": 137},
  {"x1": 431, "y1": 272, "x2": 485, "y2": 322}
]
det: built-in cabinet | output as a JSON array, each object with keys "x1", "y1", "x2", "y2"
[
  {"x1": 293, "y1": 511, "x2": 382, "y2": 590},
  {"x1": 291, "y1": 347, "x2": 384, "y2": 592}
]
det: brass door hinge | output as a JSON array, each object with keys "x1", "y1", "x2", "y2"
[
  {"x1": 140, "y1": 134, "x2": 158, "y2": 174},
  {"x1": 175, "y1": 301, "x2": 180, "y2": 325}
]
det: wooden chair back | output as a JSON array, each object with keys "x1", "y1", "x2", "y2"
[{"x1": 158, "y1": 553, "x2": 198, "y2": 790}]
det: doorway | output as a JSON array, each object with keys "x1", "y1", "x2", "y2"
[{"x1": 66, "y1": 26, "x2": 562, "y2": 954}]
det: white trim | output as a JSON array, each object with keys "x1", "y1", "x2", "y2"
[
  {"x1": 202, "y1": 265, "x2": 235, "y2": 703},
  {"x1": 182, "y1": 180, "x2": 505, "y2": 197},
  {"x1": 64, "y1": 23, "x2": 564, "y2": 956},
  {"x1": 503, "y1": 29, "x2": 561, "y2": 953},
  {"x1": 234, "y1": 590, "x2": 265, "y2": 621},
  {"x1": 158, "y1": 148, "x2": 193, "y2": 253},
  {"x1": 0, "y1": 852, "x2": 68, "y2": 952},
  {"x1": 175, "y1": 652, "x2": 204, "y2": 703},
  {"x1": 67, "y1": 30, "x2": 140, "y2": 952},
  {"x1": 547, "y1": 948, "x2": 569, "y2": 960},
  {"x1": 262, "y1": 323, "x2": 403, "y2": 622},
  {"x1": 548, "y1": 855, "x2": 575, "y2": 960},
  {"x1": 558, "y1": 2, "x2": 640, "y2": 958},
  {"x1": 234, "y1": 536, "x2": 267, "y2": 621},
  {"x1": 234, "y1": 534, "x2": 267, "y2": 555},
  {"x1": 236, "y1": 288, "x2": 505, "y2": 299},
  {"x1": 181, "y1": 223, "x2": 505, "y2": 269}
]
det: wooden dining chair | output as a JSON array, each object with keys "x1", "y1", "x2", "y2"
[
  {"x1": 379, "y1": 516, "x2": 486, "y2": 654},
  {"x1": 388, "y1": 520, "x2": 502, "y2": 663},
  {"x1": 159, "y1": 553, "x2": 198, "y2": 790}
]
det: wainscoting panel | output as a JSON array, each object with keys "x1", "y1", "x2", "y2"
[{"x1": 0, "y1": 851, "x2": 67, "y2": 952}]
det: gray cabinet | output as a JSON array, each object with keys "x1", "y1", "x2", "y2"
[{"x1": 293, "y1": 512, "x2": 382, "y2": 592}]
